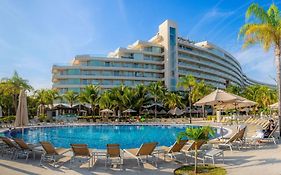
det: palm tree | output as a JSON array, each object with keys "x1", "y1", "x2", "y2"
[
  {"x1": 1, "y1": 71, "x2": 33, "y2": 114},
  {"x1": 63, "y1": 90, "x2": 78, "y2": 107},
  {"x1": 109, "y1": 85, "x2": 127, "y2": 117},
  {"x1": 34, "y1": 89, "x2": 48, "y2": 116},
  {"x1": 79, "y1": 85, "x2": 100, "y2": 116},
  {"x1": 239, "y1": 3, "x2": 281, "y2": 134},
  {"x1": 99, "y1": 91, "x2": 114, "y2": 110},
  {"x1": 177, "y1": 126, "x2": 215, "y2": 174},
  {"x1": 133, "y1": 84, "x2": 150, "y2": 114},
  {"x1": 164, "y1": 92, "x2": 184, "y2": 109},
  {"x1": 177, "y1": 75, "x2": 197, "y2": 123},
  {"x1": 148, "y1": 81, "x2": 166, "y2": 118},
  {"x1": 225, "y1": 84, "x2": 244, "y2": 96},
  {"x1": 45, "y1": 89, "x2": 61, "y2": 108}
]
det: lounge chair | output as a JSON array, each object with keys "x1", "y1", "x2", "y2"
[
  {"x1": 70, "y1": 144, "x2": 93, "y2": 169},
  {"x1": 260, "y1": 125, "x2": 279, "y2": 144},
  {"x1": 105, "y1": 144, "x2": 123, "y2": 169},
  {"x1": 13, "y1": 138, "x2": 38, "y2": 161},
  {"x1": 159, "y1": 139, "x2": 188, "y2": 161},
  {"x1": 40, "y1": 141, "x2": 69, "y2": 167},
  {"x1": 217, "y1": 127, "x2": 246, "y2": 151},
  {"x1": 202, "y1": 148, "x2": 224, "y2": 165},
  {"x1": 1, "y1": 137, "x2": 18, "y2": 159},
  {"x1": 124, "y1": 142, "x2": 158, "y2": 168},
  {"x1": 183, "y1": 140, "x2": 206, "y2": 159}
]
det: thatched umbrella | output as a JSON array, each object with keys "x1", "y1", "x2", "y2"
[
  {"x1": 14, "y1": 90, "x2": 29, "y2": 135},
  {"x1": 123, "y1": 109, "x2": 136, "y2": 113},
  {"x1": 168, "y1": 107, "x2": 184, "y2": 116},
  {"x1": 100, "y1": 109, "x2": 113, "y2": 113}
]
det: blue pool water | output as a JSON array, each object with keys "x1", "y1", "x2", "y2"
[{"x1": 5, "y1": 125, "x2": 226, "y2": 149}]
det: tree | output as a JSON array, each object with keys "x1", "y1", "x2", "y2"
[
  {"x1": 239, "y1": 3, "x2": 281, "y2": 134},
  {"x1": 177, "y1": 75, "x2": 198, "y2": 123},
  {"x1": 133, "y1": 84, "x2": 150, "y2": 114},
  {"x1": 225, "y1": 84, "x2": 244, "y2": 96},
  {"x1": 34, "y1": 89, "x2": 48, "y2": 116},
  {"x1": 164, "y1": 92, "x2": 184, "y2": 109},
  {"x1": 148, "y1": 81, "x2": 166, "y2": 118},
  {"x1": 63, "y1": 90, "x2": 78, "y2": 107},
  {"x1": 1, "y1": 71, "x2": 33, "y2": 114},
  {"x1": 79, "y1": 85, "x2": 100, "y2": 116},
  {"x1": 177, "y1": 126, "x2": 215, "y2": 174},
  {"x1": 99, "y1": 91, "x2": 114, "y2": 110}
]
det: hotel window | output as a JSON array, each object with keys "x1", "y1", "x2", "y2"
[
  {"x1": 89, "y1": 60, "x2": 104, "y2": 66},
  {"x1": 82, "y1": 79, "x2": 88, "y2": 85},
  {"x1": 134, "y1": 53, "x2": 142, "y2": 60},
  {"x1": 124, "y1": 80, "x2": 132, "y2": 86},
  {"x1": 92, "y1": 80, "x2": 100, "y2": 85},
  {"x1": 103, "y1": 80, "x2": 111, "y2": 85},
  {"x1": 103, "y1": 71, "x2": 112, "y2": 76},
  {"x1": 105, "y1": 62, "x2": 110, "y2": 67},
  {"x1": 113, "y1": 71, "x2": 120, "y2": 76},
  {"x1": 113, "y1": 80, "x2": 121, "y2": 85},
  {"x1": 68, "y1": 69, "x2": 80, "y2": 75}
]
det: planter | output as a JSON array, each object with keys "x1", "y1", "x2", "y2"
[{"x1": 174, "y1": 164, "x2": 226, "y2": 175}]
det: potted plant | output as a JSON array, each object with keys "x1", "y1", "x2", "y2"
[{"x1": 176, "y1": 126, "x2": 216, "y2": 174}]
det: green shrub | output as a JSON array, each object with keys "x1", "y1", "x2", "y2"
[
  {"x1": 0, "y1": 116, "x2": 16, "y2": 122},
  {"x1": 38, "y1": 115, "x2": 47, "y2": 122}
]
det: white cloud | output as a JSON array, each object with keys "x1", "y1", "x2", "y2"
[{"x1": 233, "y1": 46, "x2": 276, "y2": 84}]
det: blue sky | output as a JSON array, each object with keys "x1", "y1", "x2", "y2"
[{"x1": 0, "y1": 0, "x2": 278, "y2": 89}]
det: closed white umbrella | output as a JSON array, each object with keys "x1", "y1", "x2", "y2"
[{"x1": 14, "y1": 90, "x2": 29, "y2": 136}]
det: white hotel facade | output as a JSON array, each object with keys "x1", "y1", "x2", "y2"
[{"x1": 52, "y1": 20, "x2": 273, "y2": 94}]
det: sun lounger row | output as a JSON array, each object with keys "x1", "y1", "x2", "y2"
[{"x1": 0, "y1": 137, "x2": 225, "y2": 169}]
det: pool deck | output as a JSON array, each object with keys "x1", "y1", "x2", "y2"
[{"x1": 0, "y1": 121, "x2": 280, "y2": 175}]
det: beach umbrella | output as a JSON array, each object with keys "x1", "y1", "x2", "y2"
[
  {"x1": 14, "y1": 90, "x2": 29, "y2": 136},
  {"x1": 100, "y1": 109, "x2": 113, "y2": 113},
  {"x1": 215, "y1": 98, "x2": 257, "y2": 110},
  {"x1": 158, "y1": 109, "x2": 167, "y2": 115},
  {"x1": 123, "y1": 109, "x2": 137, "y2": 113},
  {"x1": 168, "y1": 107, "x2": 184, "y2": 116},
  {"x1": 194, "y1": 89, "x2": 242, "y2": 106},
  {"x1": 143, "y1": 103, "x2": 163, "y2": 109},
  {"x1": 0, "y1": 106, "x2": 2, "y2": 117}
]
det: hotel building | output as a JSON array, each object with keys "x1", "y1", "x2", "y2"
[{"x1": 52, "y1": 20, "x2": 273, "y2": 94}]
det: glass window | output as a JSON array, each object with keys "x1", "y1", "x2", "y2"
[
  {"x1": 105, "y1": 62, "x2": 110, "y2": 67},
  {"x1": 103, "y1": 80, "x2": 111, "y2": 85},
  {"x1": 114, "y1": 71, "x2": 120, "y2": 76},
  {"x1": 92, "y1": 80, "x2": 100, "y2": 85},
  {"x1": 103, "y1": 71, "x2": 112, "y2": 76},
  {"x1": 68, "y1": 69, "x2": 80, "y2": 75},
  {"x1": 134, "y1": 53, "x2": 143, "y2": 60},
  {"x1": 113, "y1": 80, "x2": 121, "y2": 85}
]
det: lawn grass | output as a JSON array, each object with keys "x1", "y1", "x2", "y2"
[{"x1": 174, "y1": 164, "x2": 226, "y2": 175}]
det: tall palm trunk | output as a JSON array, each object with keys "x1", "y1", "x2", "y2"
[
  {"x1": 275, "y1": 46, "x2": 281, "y2": 136},
  {"x1": 189, "y1": 87, "x2": 192, "y2": 124},
  {"x1": 194, "y1": 142, "x2": 198, "y2": 174},
  {"x1": 154, "y1": 96, "x2": 157, "y2": 119}
]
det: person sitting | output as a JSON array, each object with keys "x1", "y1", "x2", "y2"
[{"x1": 263, "y1": 119, "x2": 275, "y2": 138}]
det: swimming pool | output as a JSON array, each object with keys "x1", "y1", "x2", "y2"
[{"x1": 5, "y1": 125, "x2": 226, "y2": 149}]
